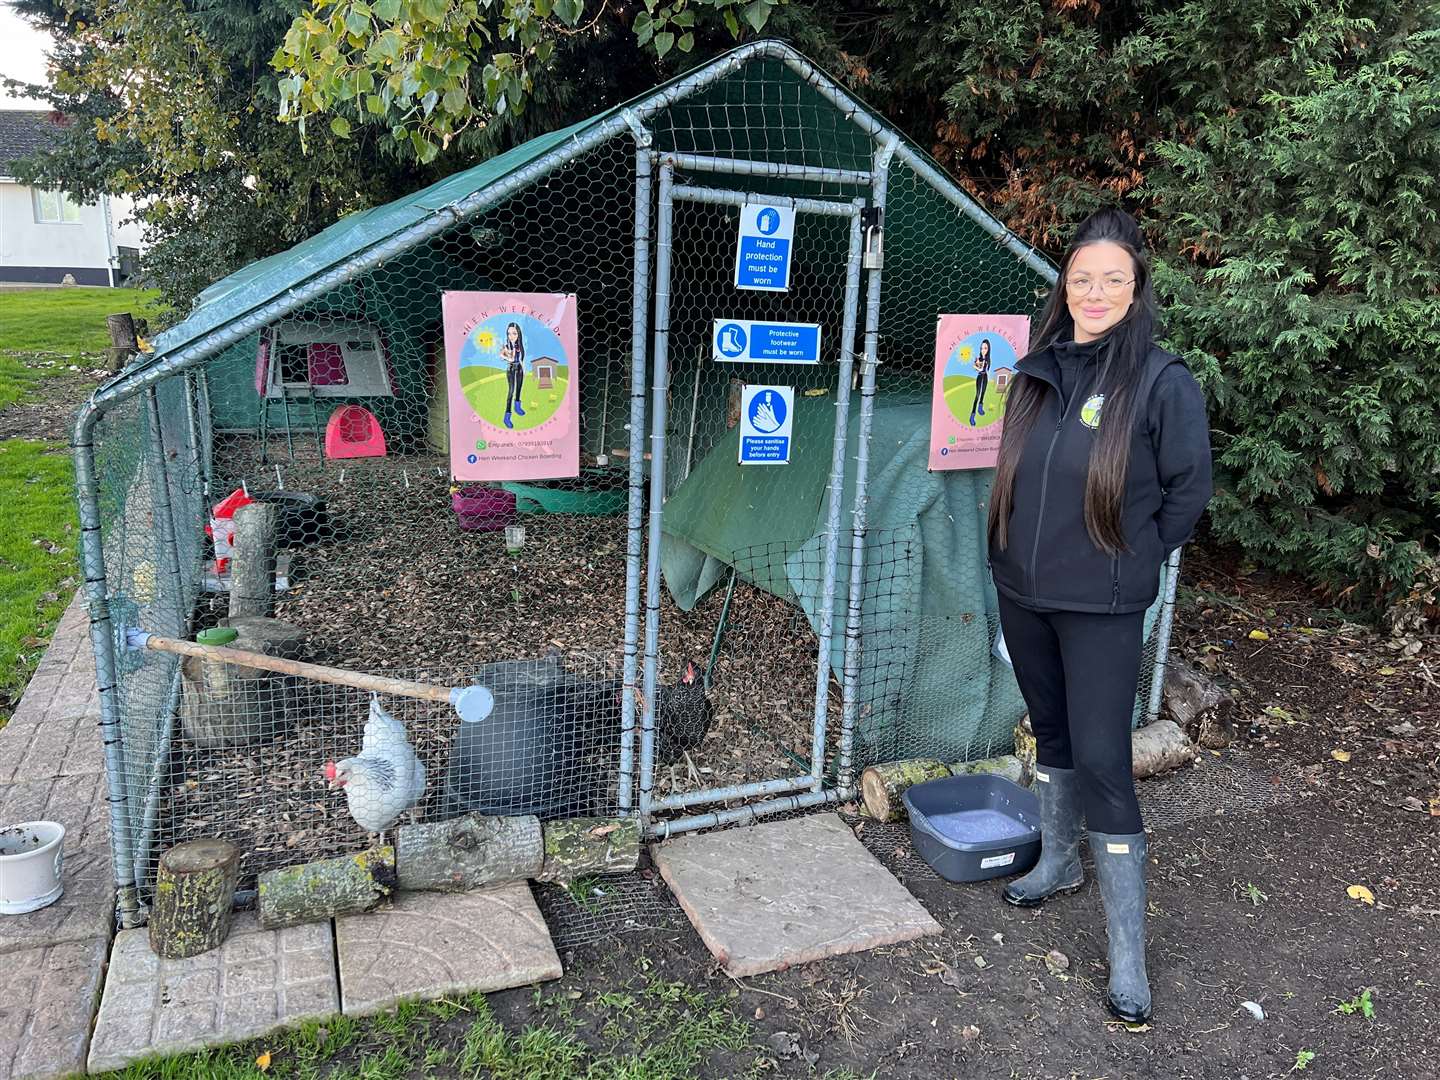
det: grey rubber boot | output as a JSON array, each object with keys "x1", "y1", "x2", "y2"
[
  {"x1": 1002, "y1": 766, "x2": 1085, "y2": 907},
  {"x1": 1089, "y1": 830, "x2": 1153, "y2": 1023}
]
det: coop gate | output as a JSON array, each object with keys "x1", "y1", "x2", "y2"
[{"x1": 630, "y1": 146, "x2": 897, "y2": 838}]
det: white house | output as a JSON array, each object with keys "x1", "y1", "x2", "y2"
[{"x1": 0, "y1": 109, "x2": 144, "y2": 286}]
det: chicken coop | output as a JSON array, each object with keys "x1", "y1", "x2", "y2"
[{"x1": 73, "y1": 40, "x2": 1182, "y2": 926}]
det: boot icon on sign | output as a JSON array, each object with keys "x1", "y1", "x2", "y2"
[{"x1": 717, "y1": 323, "x2": 748, "y2": 358}]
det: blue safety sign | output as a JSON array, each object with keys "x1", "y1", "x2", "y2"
[
  {"x1": 734, "y1": 204, "x2": 795, "y2": 291},
  {"x1": 738, "y1": 385, "x2": 794, "y2": 465},
  {"x1": 713, "y1": 319, "x2": 822, "y2": 364}
]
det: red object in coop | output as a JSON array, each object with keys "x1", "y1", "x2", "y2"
[
  {"x1": 324, "y1": 405, "x2": 387, "y2": 459},
  {"x1": 451, "y1": 485, "x2": 517, "y2": 531},
  {"x1": 206, "y1": 487, "x2": 254, "y2": 574}
]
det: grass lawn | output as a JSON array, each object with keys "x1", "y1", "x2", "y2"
[
  {"x1": 0, "y1": 285, "x2": 163, "y2": 356},
  {"x1": 459, "y1": 364, "x2": 570, "y2": 432},
  {"x1": 0, "y1": 440, "x2": 77, "y2": 717},
  {"x1": 92, "y1": 981, "x2": 871, "y2": 1080},
  {"x1": 0, "y1": 286, "x2": 156, "y2": 726}
]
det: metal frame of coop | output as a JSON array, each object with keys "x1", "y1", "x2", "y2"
[{"x1": 71, "y1": 39, "x2": 1184, "y2": 928}]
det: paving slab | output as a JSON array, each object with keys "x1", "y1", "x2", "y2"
[
  {"x1": 653, "y1": 813, "x2": 942, "y2": 977},
  {"x1": 0, "y1": 936, "x2": 108, "y2": 1080},
  {"x1": 87, "y1": 913, "x2": 339, "y2": 1073},
  {"x1": 335, "y1": 884, "x2": 562, "y2": 1016},
  {"x1": 0, "y1": 772, "x2": 115, "y2": 955}
]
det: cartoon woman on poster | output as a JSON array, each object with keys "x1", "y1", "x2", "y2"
[
  {"x1": 501, "y1": 321, "x2": 527, "y2": 429},
  {"x1": 969, "y1": 338, "x2": 992, "y2": 426}
]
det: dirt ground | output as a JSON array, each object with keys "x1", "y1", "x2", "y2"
[
  {"x1": 0, "y1": 353, "x2": 107, "y2": 441},
  {"x1": 494, "y1": 541, "x2": 1439, "y2": 1080}
]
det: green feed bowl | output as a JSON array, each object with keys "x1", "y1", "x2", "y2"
[{"x1": 501, "y1": 472, "x2": 627, "y2": 516}]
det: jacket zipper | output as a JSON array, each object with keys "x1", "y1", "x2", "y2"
[
  {"x1": 1110, "y1": 555, "x2": 1120, "y2": 614},
  {"x1": 1028, "y1": 383, "x2": 1079, "y2": 599}
]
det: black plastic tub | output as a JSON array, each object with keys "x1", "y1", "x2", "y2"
[{"x1": 902, "y1": 774, "x2": 1042, "y2": 883}]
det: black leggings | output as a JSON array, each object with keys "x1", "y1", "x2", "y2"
[
  {"x1": 998, "y1": 593, "x2": 1145, "y2": 834},
  {"x1": 506, "y1": 363, "x2": 524, "y2": 413},
  {"x1": 971, "y1": 371, "x2": 988, "y2": 415}
]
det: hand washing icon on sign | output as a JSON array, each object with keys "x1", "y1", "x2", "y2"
[
  {"x1": 749, "y1": 389, "x2": 786, "y2": 434},
  {"x1": 756, "y1": 208, "x2": 781, "y2": 235},
  {"x1": 717, "y1": 323, "x2": 748, "y2": 357}
]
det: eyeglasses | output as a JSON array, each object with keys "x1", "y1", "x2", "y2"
[{"x1": 1065, "y1": 275, "x2": 1136, "y2": 298}]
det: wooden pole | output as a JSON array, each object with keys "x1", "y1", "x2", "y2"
[
  {"x1": 149, "y1": 839, "x2": 240, "y2": 958},
  {"x1": 105, "y1": 312, "x2": 138, "y2": 374},
  {"x1": 228, "y1": 502, "x2": 277, "y2": 619},
  {"x1": 140, "y1": 633, "x2": 457, "y2": 706}
]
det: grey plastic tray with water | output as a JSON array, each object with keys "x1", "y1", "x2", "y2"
[{"x1": 922, "y1": 807, "x2": 1032, "y2": 845}]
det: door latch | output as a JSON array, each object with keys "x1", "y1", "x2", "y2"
[{"x1": 861, "y1": 206, "x2": 884, "y2": 271}]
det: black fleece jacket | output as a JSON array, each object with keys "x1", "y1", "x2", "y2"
[{"x1": 989, "y1": 334, "x2": 1213, "y2": 614}]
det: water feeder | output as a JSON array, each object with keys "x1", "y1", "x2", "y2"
[
  {"x1": 0, "y1": 820, "x2": 66, "y2": 915},
  {"x1": 902, "y1": 774, "x2": 1042, "y2": 883}
]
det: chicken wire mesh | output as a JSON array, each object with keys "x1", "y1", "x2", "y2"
[{"x1": 73, "y1": 44, "x2": 1177, "y2": 921}]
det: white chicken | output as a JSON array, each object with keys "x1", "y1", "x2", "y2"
[{"x1": 324, "y1": 693, "x2": 427, "y2": 844}]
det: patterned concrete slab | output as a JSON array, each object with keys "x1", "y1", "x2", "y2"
[
  {"x1": 335, "y1": 884, "x2": 562, "y2": 1016},
  {"x1": 0, "y1": 772, "x2": 114, "y2": 955},
  {"x1": 87, "y1": 913, "x2": 339, "y2": 1073},
  {"x1": 654, "y1": 813, "x2": 942, "y2": 977},
  {"x1": 0, "y1": 937, "x2": 108, "y2": 1080}
]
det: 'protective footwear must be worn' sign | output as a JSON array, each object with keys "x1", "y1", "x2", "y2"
[
  {"x1": 712, "y1": 319, "x2": 821, "y2": 364},
  {"x1": 738, "y1": 384, "x2": 794, "y2": 465},
  {"x1": 734, "y1": 204, "x2": 795, "y2": 291}
]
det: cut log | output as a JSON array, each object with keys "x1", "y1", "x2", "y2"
[
  {"x1": 1162, "y1": 661, "x2": 1224, "y2": 728},
  {"x1": 949, "y1": 753, "x2": 1028, "y2": 788},
  {"x1": 1131, "y1": 719, "x2": 1196, "y2": 779},
  {"x1": 149, "y1": 838, "x2": 240, "y2": 959},
  {"x1": 257, "y1": 846, "x2": 396, "y2": 929},
  {"x1": 178, "y1": 617, "x2": 306, "y2": 749},
  {"x1": 1013, "y1": 714, "x2": 1036, "y2": 785},
  {"x1": 229, "y1": 502, "x2": 277, "y2": 619},
  {"x1": 860, "y1": 759, "x2": 951, "y2": 822},
  {"x1": 538, "y1": 818, "x2": 641, "y2": 885},
  {"x1": 396, "y1": 814, "x2": 543, "y2": 892}
]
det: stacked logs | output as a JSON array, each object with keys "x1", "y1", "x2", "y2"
[{"x1": 147, "y1": 814, "x2": 640, "y2": 953}]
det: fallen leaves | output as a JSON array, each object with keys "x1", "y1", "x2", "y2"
[
  {"x1": 1044, "y1": 949, "x2": 1071, "y2": 977},
  {"x1": 1248, "y1": 629, "x2": 1271, "y2": 641},
  {"x1": 1330, "y1": 749, "x2": 1352, "y2": 763},
  {"x1": 1346, "y1": 884, "x2": 1375, "y2": 906},
  {"x1": 255, "y1": 1051, "x2": 272, "y2": 1071}
]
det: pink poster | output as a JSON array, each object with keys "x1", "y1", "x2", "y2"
[
  {"x1": 442, "y1": 292, "x2": 580, "y2": 482},
  {"x1": 929, "y1": 314, "x2": 1031, "y2": 471}
]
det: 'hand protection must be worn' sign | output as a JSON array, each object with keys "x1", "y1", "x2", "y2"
[
  {"x1": 738, "y1": 385, "x2": 794, "y2": 465},
  {"x1": 734, "y1": 204, "x2": 795, "y2": 291}
]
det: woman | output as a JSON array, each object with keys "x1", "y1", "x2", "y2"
[
  {"x1": 986, "y1": 209, "x2": 1212, "y2": 1024},
  {"x1": 500, "y1": 321, "x2": 527, "y2": 429},
  {"x1": 969, "y1": 338, "x2": 992, "y2": 426}
]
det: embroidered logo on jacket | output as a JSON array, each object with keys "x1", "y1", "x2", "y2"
[{"x1": 1079, "y1": 394, "x2": 1105, "y2": 430}]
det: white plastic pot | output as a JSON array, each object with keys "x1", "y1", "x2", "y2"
[{"x1": 0, "y1": 820, "x2": 66, "y2": 915}]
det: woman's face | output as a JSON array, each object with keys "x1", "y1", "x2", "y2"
[
  {"x1": 1065, "y1": 241, "x2": 1136, "y2": 342},
  {"x1": 507, "y1": 325, "x2": 519, "y2": 344},
  {"x1": 980, "y1": 340, "x2": 990, "y2": 358}
]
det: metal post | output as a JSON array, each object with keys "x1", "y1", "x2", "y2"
[
  {"x1": 1146, "y1": 547, "x2": 1185, "y2": 723},
  {"x1": 658, "y1": 152, "x2": 873, "y2": 187},
  {"x1": 195, "y1": 368, "x2": 215, "y2": 495},
  {"x1": 618, "y1": 138, "x2": 653, "y2": 814},
  {"x1": 808, "y1": 209, "x2": 866, "y2": 790},
  {"x1": 183, "y1": 371, "x2": 206, "y2": 498},
  {"x1": 836, "y1": 133, "x2": 898, "y2": 797},
  {"x1": 636, "y1": 160, "x2": 677, "y2": 827},
  {"x1": 71, "y1": 405, "x2": 142, "y2": 927},
  {"x1": 645, "y1": 788, "x2": 841, "y2": 841},
  {"x1": 145, "y1": 387, "x2": 187, "y2": 633}
]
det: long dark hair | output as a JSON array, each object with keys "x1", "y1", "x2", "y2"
[
  {"x1": 987, "y1": 209, "x2": 1160, "y2": 556},
  {"x1": 505, "y1": 322, "x2": 526, "y2": 365}
]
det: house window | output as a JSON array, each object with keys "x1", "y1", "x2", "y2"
[{"x1": 33, "y1": 189, "x2": 83, "y2": 224}]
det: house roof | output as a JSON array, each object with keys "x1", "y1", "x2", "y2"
[{"x1": 0, "y1": 109, "x2": 66, "y2": 176}]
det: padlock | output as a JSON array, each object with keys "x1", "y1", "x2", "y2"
[{"x1": 863, "y1": 224, "x2": 884, "y2": 270}]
